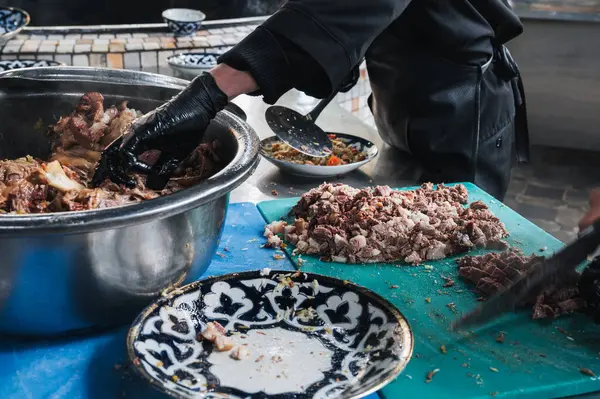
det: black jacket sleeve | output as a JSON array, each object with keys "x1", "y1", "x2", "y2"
[
  {"x1": 218, "y1": 26, "x2": 331, "y2": 103},
  {"x1": 218, "y1": 0, "x2": 411, "y2": 104}
]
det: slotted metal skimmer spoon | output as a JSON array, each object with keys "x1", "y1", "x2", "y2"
[{"x1": 264, "y1": 66, "x2": 360, "y2": 158}]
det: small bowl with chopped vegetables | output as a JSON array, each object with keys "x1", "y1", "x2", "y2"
[{"x1": 260, "y1": 133, "x2": 378, "y2": 178}]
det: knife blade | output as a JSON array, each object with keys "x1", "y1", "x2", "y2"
[{"x1": 452, "y1": 220, "x2": 600, "y2": 331}]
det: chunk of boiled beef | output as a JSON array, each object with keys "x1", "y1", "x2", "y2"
[
  {"x1": 7, "y1": 180, "x2": 48, "y2": 213},
  {"x1": 263, "y1": 220, "x2": 288, "y2": 248},
  {"x1": 0, "y1": 157, "x2": 42, "y2": 185},
  {"x1": 458, "y1": 250, "x2": 586, "y2": 319},
  {"x1": 0, "y1": 158, "x2": 47, "y2": 213}
]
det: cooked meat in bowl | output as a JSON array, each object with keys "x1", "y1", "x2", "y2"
[{"x1": 0, "y1": 92, "x2": 223, "y2": 214}]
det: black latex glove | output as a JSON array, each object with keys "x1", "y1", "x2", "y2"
[{"x1": 92, "y1": 72, "x2": 229, "y2": 189}]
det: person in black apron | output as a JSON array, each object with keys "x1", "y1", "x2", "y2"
[
  {"x1": 97, "y1": 0, "x2": 530, "y2": 201},
  {"x1": 577, "y1": 191, "x2": 600, "y2": 322}
]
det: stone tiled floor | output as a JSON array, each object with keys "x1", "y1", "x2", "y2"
[{"x1": 505, "y1": 145, "x2": 600, "y2": 243}]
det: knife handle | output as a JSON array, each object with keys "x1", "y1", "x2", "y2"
[
  {"x1": 578, "y1": 220, "x2": 600, "y2": 239},
  {"x1": 579, "y1": 254, "x2": 600, "y2": 311},
  {"x1": 575, "y1": 220, "x2": 600, "y2": 254}
]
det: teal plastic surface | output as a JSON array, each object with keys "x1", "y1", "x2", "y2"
[{"x1": 257, "y1": 183, "x2": 600, "y2": 399}]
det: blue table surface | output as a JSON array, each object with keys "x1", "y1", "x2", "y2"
[{"x1": 0, "y1": 202, "x2": 380, "y2": 399}]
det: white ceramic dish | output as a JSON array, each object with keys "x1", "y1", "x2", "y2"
[
  {"x1": 127, "y1": 270, "x2": 413, "y2": 399},
  {"x1": 260, "y1": 133, "x2": 379, "y2": 178}
]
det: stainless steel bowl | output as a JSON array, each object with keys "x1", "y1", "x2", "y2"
[{"x1": 0, "y1": 67, "x2": 260, "y2": 336}]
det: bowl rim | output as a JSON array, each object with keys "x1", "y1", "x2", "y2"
[
  {"x1": 167, "y1": 52, "x2": 219, "y2": 69},
  {"x1": 126, "y1": 269, "x2": 414, "y2": 399},
  {"x1": 161, "y1": 8, "x2": 207, "y2": 23},
  {"x1": 260, "y1": 132, "x2": 379, "y2": 170},
  {"x1": 0, "y1": 6, "x2": 31, "y2": 35},
  {"x1": 0, "y1": 66, "x2": 260, "y2": 236},
  {"x1": 0, "y1": 58, "x2": 66, "y2": 67}
]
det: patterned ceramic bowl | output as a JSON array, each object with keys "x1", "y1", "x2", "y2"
[
  {"x1": 127, "y1": 269, "x2": 413, "y2": 399},
  {"x1": 0, "y1": 7, "x2": 30, "y2": 41},
  {"x1": 0, "y1": 59, "x2": 64, "y2": 72},
  {"x1": 162, "y1": 8, "x2": 206, "y2": 37},
  {"x1": 167, "y1": 52, "x2": 218, "y2": 75}
]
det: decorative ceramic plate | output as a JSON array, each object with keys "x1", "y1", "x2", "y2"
[
  {"x1": 260, "y1": 133, "x2": 379, "y2": 178},
  {"x1": 0, "y1": 59, "x2": 64, "y2": 72},
  {"x1": 127, "y1": 270, "x2": 413, "y2": 399},
  {"x1": 167, "y1": 52, "x2": 219, "y2": 75},
  {"x1": 162, "y1": 8, "x2": 206, "y2": 37},
  {"x1": 0, "y1": 7, "x2": 30, "y2": 39}
]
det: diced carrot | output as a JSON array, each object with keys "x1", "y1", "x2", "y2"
[{"x1": 327, "y1": 155, "x2": 342, "y2": 166}]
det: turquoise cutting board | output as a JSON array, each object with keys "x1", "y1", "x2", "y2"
[{"x1": 257, "y1": 183, "x2": 600, "y2": 399}]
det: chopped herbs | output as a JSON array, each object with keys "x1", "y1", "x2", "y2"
[{"x1": 446, "y1": 302, "x2": 458, "y2": 313}]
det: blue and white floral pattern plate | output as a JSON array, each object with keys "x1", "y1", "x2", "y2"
[
  {"x1": 127, "y1": 270, "x2": 413, "y2": 399},
  {"x1": 0, "y1": 7, "x2": 30, "y2": 40},
  {"x1": 0, "y1": 59, "x2": 64, "y2": 72},
  {"x1": 167, "y1": 52, "x2": 219, "y2": 76}
]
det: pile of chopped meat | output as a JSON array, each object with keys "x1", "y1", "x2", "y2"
[
  {"x1": 264, "y1": 182, "x2": 508, "y2": 264},
  {"x1": 458, "y1": 250, "x2": 586, "y2": 319},
  {"x1": 0, "y1": 92, "x2": 222, "y2": 214}
]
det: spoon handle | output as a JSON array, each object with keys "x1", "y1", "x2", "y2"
[
  {"x1": 305, "y1": 65, "x2": 360, "y2": 121},
  {"x1": 306, "y1": 89, "x2": 338, "y2": 121}
]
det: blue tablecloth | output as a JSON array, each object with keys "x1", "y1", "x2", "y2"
[{"x1": 0, "y1": 203, "x2": 379, "y2": 399}]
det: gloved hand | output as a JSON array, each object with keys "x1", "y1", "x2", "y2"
[{"x1": 92, "y1": 72, "x2": 229, "y2": 189}]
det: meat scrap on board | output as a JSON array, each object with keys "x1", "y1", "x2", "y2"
[{"x1": 458, "y1": 250, "x2": 586, "y2": 319}]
